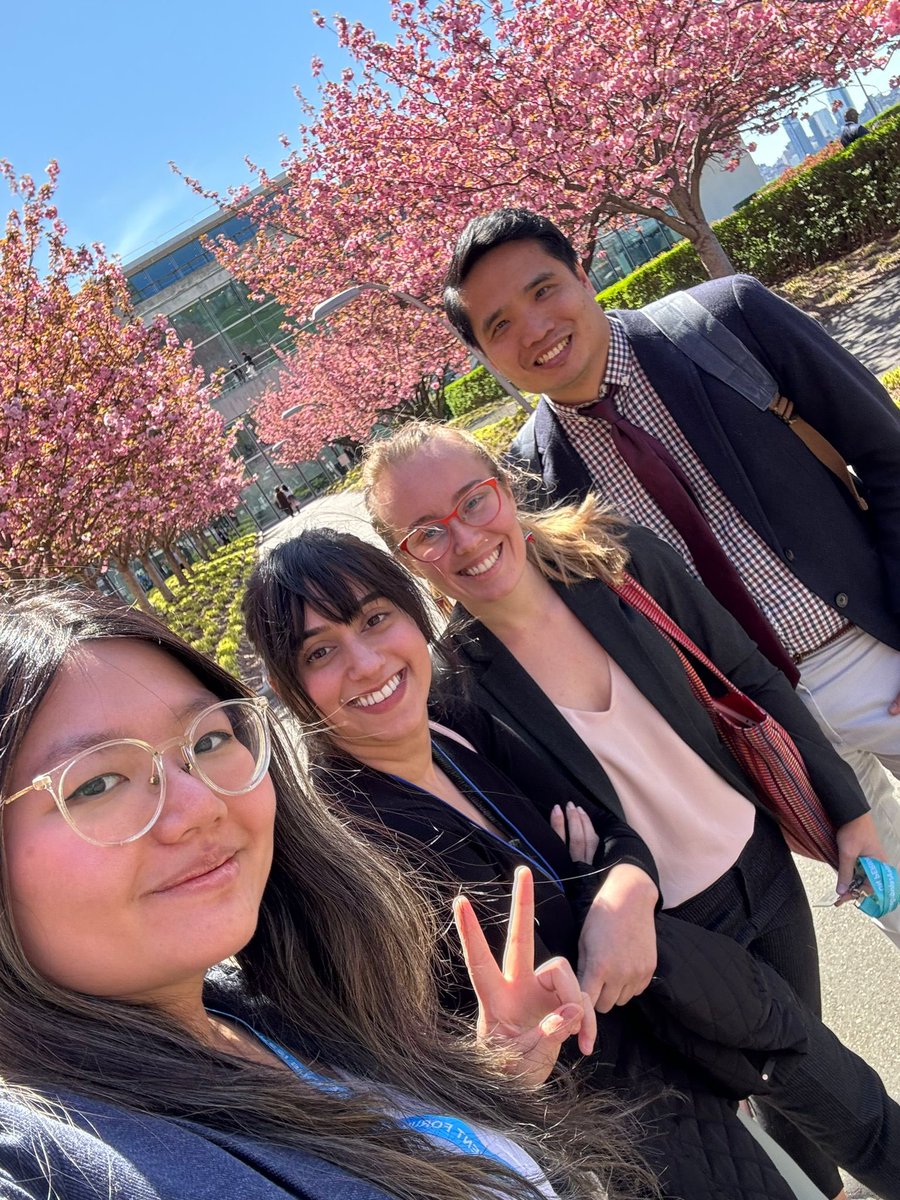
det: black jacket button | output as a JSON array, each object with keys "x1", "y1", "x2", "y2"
[
  {"x1": 784, "y1": 548, "x2": 795, "y2": 562},
  {"x1": 835, "y1": 592, "x2": 849, "y2": 608}
]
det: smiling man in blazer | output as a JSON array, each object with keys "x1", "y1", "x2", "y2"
[{"x1": 442, "y1": 206, "x2": 900, "y2": 898}]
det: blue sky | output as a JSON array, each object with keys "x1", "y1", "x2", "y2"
[
  {"x1": 4, "y1": 1, "x2": 397, "y2": 262},
  {"x1": 4, "y1": 2, "x2": 898, "y2": 263}
]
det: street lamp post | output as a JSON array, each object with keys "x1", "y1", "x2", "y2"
[{"x1": 309, "y1": 281, "x2": 533, "y2": 413}]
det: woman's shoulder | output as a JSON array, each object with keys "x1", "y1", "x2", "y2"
[
  {"x1": 0, "y1": 1084, "x2": 393, "y2": 1200},
  {"x1": 621, "y1": 524, "x2": 696, "y2": 588},
  {"x1": 0, "y1": 1086, "x2": 175, "y2": 1199}
]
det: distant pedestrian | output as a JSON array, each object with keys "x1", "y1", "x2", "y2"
[
  {"x1": 840, "y1": 108, "x2": 870, "y2": 149},
  {"x1": 242, "y1": 352, "x2": 258, "y2": 379},
  {"x1": 273, "y1": 485, "x2": 293, "y2": 517},
  {"x1": 229, "y1": 361, "x2": 246, "y2": 385}
]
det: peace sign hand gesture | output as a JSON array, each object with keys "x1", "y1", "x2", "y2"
[{"x1": 453, "y1": 866, "x2": 597, "y2": 1087}]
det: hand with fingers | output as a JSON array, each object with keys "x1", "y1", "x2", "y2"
[
  {"x1": 454, "y1": 866, "x2": 597, "y2": 1086},
  {"x1": 835, "y1": 811, "x2": 887, "y2": 904},
  {"x1": 550, "y1": 801, "x2": 600, "y2": 865},
  {"x1": 577, "y1": 863, "x2": 659, "y2": 1014}
]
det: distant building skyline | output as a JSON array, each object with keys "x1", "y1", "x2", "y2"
[
  {"x1": 807, "y1": 107, "x2": 839, "y2": 149},
  {"x1": 783, "y1": 113, "x2": 815, "y2": 160}
]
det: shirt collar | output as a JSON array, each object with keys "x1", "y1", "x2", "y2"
[{"x1": 546, "y1": 315, "x2": 632, "y2": 418}]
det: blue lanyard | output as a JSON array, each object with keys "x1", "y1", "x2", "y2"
[
  {"x1": 207, "y1": 1011, "x2": 505, "y2": 1164},
  {"x1": 431, "y1": 742, "x2": 565, "y2": 893}
]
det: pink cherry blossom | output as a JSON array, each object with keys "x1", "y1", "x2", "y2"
[{"x1": 0, "y1": 161, "x2": 245, "y2": 587}]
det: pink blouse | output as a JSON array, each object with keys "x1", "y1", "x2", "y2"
[{"x1": 557, "y1": 656, "x2": 756, "y2": 908}]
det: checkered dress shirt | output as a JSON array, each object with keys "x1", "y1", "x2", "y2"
[{"x1": 549, "y1": 317, "x2": 847, "y2": 659}]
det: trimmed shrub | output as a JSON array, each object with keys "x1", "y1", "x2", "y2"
[
  {"x1": 882, "y1": 365, "x2": 900, "y2": 406},
  {"x1": 595, "y1": 243, "x2": 706, "y2": 311},
  {"x1": 597, "y1": 108, "x2": 900, "y2": 310},
  {"x1": 470, "y1": 411, "x2": 528, "y2": 459},
  {"x1": 149, "y1": 534, "x2": 258, "y2": 678},
  {"x1": 871, "y1": 101, "x2": 900, "y2": 130},
  {"x1": 324, "y1": 462, "x2": 363, "y2": 495},
  {"x1": 445, "y1": 364, "x2": 508, "y2": 418}
]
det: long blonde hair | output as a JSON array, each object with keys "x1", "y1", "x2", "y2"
[{"x1": 362, "y1": 421, "x2": 629, "y2": 590}]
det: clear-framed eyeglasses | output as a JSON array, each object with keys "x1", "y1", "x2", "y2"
[
  {"x1": 0, "y1": 697, "x2": 271, "y2": 847},
  {"x1": 398, "y1": 477, "x2": 503, "y2": 563}
]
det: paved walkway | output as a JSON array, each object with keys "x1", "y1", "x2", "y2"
[{"x1": 821, "y1": 266, "x2": 900, "y2": 376}]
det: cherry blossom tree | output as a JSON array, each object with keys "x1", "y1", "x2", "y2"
[
  {"x1": 0, "y1": 161, "x2": 245, "y2": 603},
  {"x1": 299, "y1": 0, "x2": 896, "y2": 279},
  {"x1": 252, "y1": 290, "x2": 466, "y2": 463},
  {"x1": 182, "y1": 0, "x2": 894, "y2": 452},
  {"x1": 205, "y1": 0, "x2": 894, "y2": 299}
]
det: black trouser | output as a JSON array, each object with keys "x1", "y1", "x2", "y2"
[{"x1": 670, "y1": 812, "x2": 900, "y2": 1199}]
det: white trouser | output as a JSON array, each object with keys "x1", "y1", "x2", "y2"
[{"x1": 797, "y1": 627, "x2": 900, "y2": 947}]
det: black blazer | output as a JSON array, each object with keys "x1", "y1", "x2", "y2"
[
  {"x1": 510, "y1": 274, "x2": 900, "y2": 650},
  {"x1": 315, "y1": 729, "x2": 810, "y2": 1106},
  {"x1": 439, "y1": 527, "x2": 870, "y2": 836},
  {"x1": 316, "y1": 729, "x2": 656, "y2": 989}
]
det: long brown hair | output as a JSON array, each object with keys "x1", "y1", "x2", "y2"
[
  {"x1": 0, "y1": 583, "x2": 654, "y2": 1200},
  {"x1": 361, "y1": 421, "x2": 629, "y2": 590}
]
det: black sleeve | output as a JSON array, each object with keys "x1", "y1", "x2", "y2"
[
  {"x1": 430, "y1": 693, "x2": 660, "y2": 892},
  {"x1": 730, "y1": 274, "x2": 900, "y2": 607},
  {"x1": 625, "y1": 525, "x2": 870, "y2": 828}
]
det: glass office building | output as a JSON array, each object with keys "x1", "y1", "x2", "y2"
[
  {"x1": 588, "y1": 218, "x2": 682, "y2": 292},
  {"x1": 122, "y1": 208, "x2": 345, "y2": 551},
  {"x1": 168, "y1": 277, "x2": 296, "y2": 389},
  {"x1": 127, "y1": 213, "x2": 257, "y2": 304}
]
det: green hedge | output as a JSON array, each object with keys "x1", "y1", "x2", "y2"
[
  {"x1": 597, "y1": 108, "x2": 900, "y2": 310},
  {"x1": 883, "y1": 366, "x2": 900, "y2": 406},
  {"x1": 871, "y1": 100, "x2": 900, "y2": 130},
  {"x1": 149, "y1": 535, "x2": 258, "y2": 676},
  {"x1": 444, "y1": 364, "x2": 508, "y2": 418},
  {"x1": 470, "y1": 410, "x2": 528, "y2": 458}
]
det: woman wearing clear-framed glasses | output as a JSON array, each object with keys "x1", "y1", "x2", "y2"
[{"x1": 0, "y1": 583, "x2": 651, "y2": 1200}]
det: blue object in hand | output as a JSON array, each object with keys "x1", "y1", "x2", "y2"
[{"x1": 857, "y1": 857, "x2": 900, "y2": 918}]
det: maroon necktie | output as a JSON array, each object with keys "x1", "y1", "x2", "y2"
[{"x1": 582, "y1": 386, "x2": 799, "y2": 685}]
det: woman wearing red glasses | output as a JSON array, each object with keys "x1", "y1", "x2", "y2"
[{"x1": 356, "y1": 419, "x2": 895, "y2": 1200}]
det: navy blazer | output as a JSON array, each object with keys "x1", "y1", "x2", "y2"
[
  {"x1": 441, "y1": 528, "x2": 870, "y2": 835},
  {"x1": 0, "y1": 970, "x2": 397, "y2": 1200},
  {"x1": 510, "y1": 275, "x2": 900, "y2": 651},
  {"x1": 0, "y1": 1091, "x2": 395, "y2": 1200}
]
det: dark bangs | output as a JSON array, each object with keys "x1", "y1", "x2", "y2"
[{"x1": 243, "y1": 530, "x2": 435, "y2": 714}]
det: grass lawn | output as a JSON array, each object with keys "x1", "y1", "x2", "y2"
[{"x1": 774, "y1": 230, "x2": 900, "y2": 321}]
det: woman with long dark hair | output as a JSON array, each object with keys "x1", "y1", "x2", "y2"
[
  {"x1": 0, "y1": 583, "x2": 645, "y2": 1200},
  {"x1": 244, "y1": 523, "x2": 900, "y2": 1200}
]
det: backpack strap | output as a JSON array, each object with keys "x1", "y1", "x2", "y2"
[
  {"x1": 642, "y1": 291, "x2": 868, "y2": 511},
  {"x1": 507, "y1": 411, "x2": 540, "y2": 473}
]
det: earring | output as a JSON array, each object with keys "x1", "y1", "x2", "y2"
[{"x1": 524, "y1": 530, "x2": 535, "y2": 543}]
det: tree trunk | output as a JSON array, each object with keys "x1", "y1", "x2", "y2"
[
  {"x1": 117, "y1": 561, "x2": 155, "y2": 615},
  {"x1": 162, "y1": 546, "x2": 189, "y2": 587},
  {"x1": 140, "y1": 553, "x2": 174, "y2": 603},
  {"x1": 195, "y1": 529, "x2": 216, "y2": 557},
  {"x1": 668, "y1": 184, "x2": 735, "y2": 278}
]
